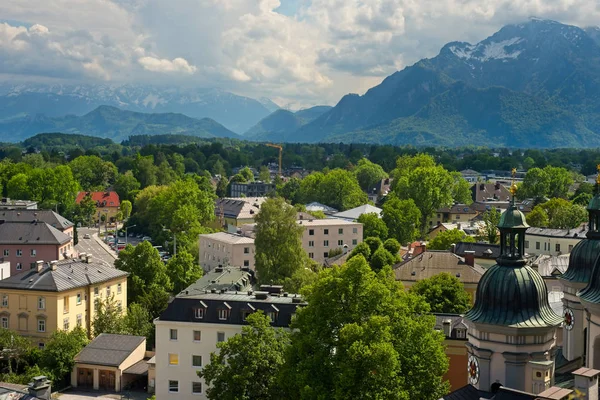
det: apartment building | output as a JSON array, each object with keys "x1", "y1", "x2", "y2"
[
  {"x1": 525, "y1": 225, "x2": 587, "y2": 256},
  {"x1": 0, "y1": 255, "x2": 128, "y2": 348},
  {"x1": 154, "y1": 286, "x2": 303, "y2": 400},
  {"x1": 229, "y1": 182, "x2": 275, "y2": 198},
  {"x1": 212, "y1": 197, "x2": 267, "y2": 229},
  {"x1": 0, "y1": 220, "x2": 75, "y2": 276},
  {"x1": 76, "y1": 191, "x2": 121, "y2": 223},
  {"x1": 198, "y1": 232, "x2": 255, "y2": 271},
  {"x1": 427, "y1": 204, "x2": 478, "y2": 231},
  {"x1": 0, "y1": 209, "x2": 74, "y2": 236},
  {"x1": 299, "y1": 219, "x2": 363, "y2": 263}
]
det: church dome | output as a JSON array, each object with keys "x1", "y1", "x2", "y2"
[
  {"x1": 588, "y1": 194, "x2": 600, "y2": 211},
  {"x1": 560, "y1": 237, "x2": 600, "y2": 284},
  {"x1": 465, "y1": 264, "x2": 562, "y2": 328},
  {"x1": 578, "y1": 254, "x2": 600, "y2": 304},
  {"x1": 498, "y1": 206, "x2": 529, "y2": 229}
]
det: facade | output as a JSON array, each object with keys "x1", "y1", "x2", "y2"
[
  {"x1": 427, "y1": 221, "x2": 485, "y2": 240},
  {"x1": 229, "y1": 181, "x2": 275, "y2": 198},
  {"x1": 0, "y1": 209, "x2": 74, "y2": 235},
  {"x1": 75, "y1": 191, "x2": 120, "y2": 223},
  {"x1": 198, "y1": 232, "x2": 255, "y2": 272},
  {"x1": 427, "y1": 204, "x2": 479, "y2": 231},
  {"x1": 154, "y1": 287, "x2": 304, "y2": 400},
  {"x1": 71, "y1": 334, "x2": 151, "y2": 392},
  {"x1": 0, "y1": 255, "x2": 127, "y2": 347},
  {"x1": 298, "y1": 219, "x2": 363, "y2": 263},
  {"x1": 434, "y1": 314, "x2": 469, "y2": 391},
  {"x1": 0, "y1": 221, "x2": 74, "y2": 276},
  {"x1": 0, "y1": 198, "x2": 38, "y2": 210},
  {"x1": 212, "y1": 197, "x2": 267, "y2": 229},
  {"x1": 525, "y1": 226, "x2": 587, "y2": 257}
]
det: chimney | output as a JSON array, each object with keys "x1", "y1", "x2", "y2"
[
  {"x1": 413, "y1": 242, "x2": 426, "y2": 256},
  {"x1": 28, "y1": 376, "x2": 51, "y2": 400},
  {"x1": 457, "y1": 223, "x2": 462, "y2": 231},
  {"x1": 572, "y1": 368, "x2": 600, "y2": 400},
  {"x1": 451, "y1": 243, "x2": 457, "y2": 254},
  {"x1": 50, "y1": 261, "x2": 58, "y2": 271},
  {"x1": 36, "y1": 260, "x2": 44, "y2": 273},
  {"x1": 85, "y1": 255, "x2": 92, "y2": 264},
  {"x1": 442, "y1": 319, "x2": 452, "y2": 337},
  {"x1": 464, "y1": 251, "x2": 475, "y2": 267},
  {"x1": 79, "y1": 253, "x2": 87, "y2": 260}
]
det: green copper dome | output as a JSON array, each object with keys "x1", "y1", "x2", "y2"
[
  {"x1": 497, "y1": 205, "x2": 529, "y2": 229},
  {"x1": 588, "y1": 194, "x2": 600, "y2": 211},
  {"x1": 578, "y1": 252, "x2": 600, "y2": 304},
  {"x1": 465, "y1": 264, "x2": 562, "y2": 328},
  {"x1": 560, "y1": 240, "x2": 600, "y2": 283}
]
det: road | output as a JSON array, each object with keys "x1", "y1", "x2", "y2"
[{"x1": 75, "y1": 227, "x2": 117, "y2": 268}]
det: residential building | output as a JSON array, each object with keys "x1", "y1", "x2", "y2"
[
  {"x1": 0, "y1": 261, "x2": 10, "y2": 280},
  {"x1": 0, "y1": 209, "x2": 74, "y2": 235},
  {"x1": 0, "y1": 198, "x2": 37, "y2": 210},
  {"x1": 212, "y1": 197, "x2": 267, "y2": 229},
  {"x1": 427, "y1": 221, "x2": 485, "y2": 240},
  {"x1": 0, "y1": 255, "x2": 127, "y2": 347},
  {"x1": 229, "y1": 181, "x2": 275, "y2": 197},
  {"x1": 393, "y1": 250, "x2": 485, "y2": 302},
  {"x1": 198, "y1": 232, "x2": 255, "y2": 271},
  {"x1": 298, "y1": 219, "x2": 363, "y2": 263},
  {"x1": 460, "y1": 169, "x2": 481, "y2": 183},
  {"x1": 305, "y1": 202, "x2": 338, "y2": 215},
  {"x1": 71, "y1": 334, "x2": 153, "y2": 392},
  {"x1": 75, "y1": 191, "x2": 120, "y2": 223},
  {"x1": 332, "y1": 204, "x2": 382, "y2": 221},
  {"x1": 434, "y1": 313, "x2": 469, "y2": 391},
  {"x1": 470, "y1": 182, "x2": 512, "y2": 204},
  {"x1": 0, "y1": 377, "x2": 52, "y2": 399},
  {"x1": 452, "y1": 242, "x2": 500, "y2": 269},
  {"x1": 154, "y1": 287, "x2": 304, "y2": 400},
  {"x1": 525, "y1": 225, "x2": 587, "y2": 257},
  {"x1": 427, "y1": 204, "x2": 478, "y2": 230},
  {"x1": 366, "y1": 178, "x2": 392, "y2": 203},
  {"x1": 181, "y1": 266, "x2": 253, "y2": 296},
  {"x1": 0, "y1": 221, "x2": 74, "y2": 276}
]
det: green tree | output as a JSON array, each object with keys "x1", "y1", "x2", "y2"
[
  {"x1": 114, "y1": 171, "x2": 141, "y2": 202},
  {"x1": 381, "y1": 196, "x2": 421, "y2": 244},
  {"x1": 216, "y1": 176, "x2": 229, "y2": 198},
  {"x1": 6, "y1": 173, "x2": 30, "y2": 199},
  {"x1": 199, "y1": 312, "x2": 290, "y2": 400},
  {"x1": 319, "y1": 169, "x2": 368, "y2": 211},
  {"x1": 409, "y1": 272, "x2": 471, "y2": 313},
  {"x1": 369, "y1": 246, "x2": 396, "y2": 272},
  {"x1": 357, "y1": 212, "x2": 388, "y2": 240},
  {"x1": 573, "y1": 192, "x2": 593, "y2": 206},
  {"x1": 348, "y1": 242, "x2": 371, "y2": 262},
  {"x1": 134, "y1": 156, "x2": 158, "y2": 188},
  {"x1": 123, "y1": 303, "x2": 154, "y2": 338},
  {"x1": 278, "y1": 177, "x2": 301, "y2": 203},
  {"x1": 428, "y1": 229, "x2": 475, "y2": 250},
  {"x1": 353, "y1": 158, "x2": 388, "y2": 192},
  {"x1": 40, "y1": 327, "x2": 88, "y2": 387},
  {"x1": 92, "y1": 296, "x2": 126, "y2": 336},
  {"x1": 390, "y1": 153, "x2": 436, "y2": 188},
  {"x1": 383, "y1": 238, "x2": 401, "y2": 257},
  {"x1": 479, "y1": 207, "x2": 501, "y2": 244},
  {"x1": 75, "y1": 192, "x2": 97, "y2": 226},
  {"x1": 450, "y1": 172, "x2": 473, "y2": 205},
  {"x1": 528, "y1": 198, "x2": 587, "y2": 229},
  {"x1": 239, "y1": 167, "x2": 255, "y2": 182},
  {"x1": 279, "y1": 256, "x2": 449, "y2": 400},
  {"x1": 364, "y1": 236, "x2": 383, "y2": 255},
  {"x1": 0, "y1": 329, "x2": 32, "y2": 374},
  {"x1": 526, "y1": 206, "x2": 549, "y2": 227},
  {"x1": 544, "y1": 166, "x2": 573, "y2": 199},
  {"x1": 120, "y1": 200, "x2": 132, "y2": 220},
  {"x1": 259, "y1": 166, "x2": 271, "y2": 183},
  {"x1": 166, "y1": 251, "x2": 203, "y2": 294},
  {"x1": 519, "y1": 167, "x2": 550, "y2": 201},
  {"x1": 255, "y1": 198, "x2": 307, "y2": 285},
  {"x1": 69, "y1": 155, "x2": 117, "y2": 190}
]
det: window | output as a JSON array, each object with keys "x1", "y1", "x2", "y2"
[
  {"x1": 29, "y1": 263, "x2": 36, "y2": 270},
  {"x1": 244, "y1": 247, "x2": 250, "y2": 254},
  {"x1": 169, "y1": 380, "x2": 179, "y2": 393},
  {"x1": 1, "y1": 295, "x2": 7, "y2": 307},
  {"x1": 106, "y1": 286, "x2": 111, "y2": 297},
  {"x1": 193, "y1": 330, "x2": 201, "y2": 341},
  {"x1": 117, "y1": 301, "x2": 122, "y2": 312},
  {"x1": 117, "y1": 283, "x2": 122, "y2": 294},
  {"x1": 76, "y1": 314, "x2": 82, "y2": 327},
  {"x1": 63, "y1": 318, "x2": 69, "y2": 331},
  {"x1": 38, "y1": 342, "x2": 44, "y2": 350},
  {"x1": 536, "y1": 242, "x2": 540, "y2": 250},
  {"x1": 338, "y1": 228, "x2": 343, "y2": 234},
  {"x1": 456, "y1": 329, "x2": 466, "y2": 339},
  {"x1": 218, "y1": 309, "x2": 229, "y2": 320},
  {"x1": 324, "y1": 229, "x2": 329, "y2": 235},
  {"x1": 192, "y1": 355, "x2": 202, "y2": 367},
  {"x1": 324, "y1": 252, "x2": 329, "y2": 258},
  {"x1": 308, "y1": 241, "x2": 314, "y2": 247},
  {"x1": 2, "y1": 250, "x2": 7, "y2": 257},
  {"x1": 16, "y1": 250, "x2": 22, "y2": 257},
  {"x1": 1, "y1": 317, "x2": 8, "y2": 329},
  {"x1": 242, "y1": 310, "x2": 253, "y2": 321},
  {"x1": 194, "y1": 308, "x2": 204, "y2": 319},
  {"x1": 192, "y1": 382, "x2": 203, "y2": 394},
  {"x1": 352, "y1": 239, "x2": 357, "y2": 245},
  {"x1": 170, "y1": 329, "x2": 178, "y2": 340},
  {"x1": 308, "y1": 252, "x2": 314, "y2": 259},
  {"x1": 353, "y1": 227, "x2": 358, "y2": 234},
  {"x1": 15, "y1": 263, "x2": 21, "y2": 271},
  {"x1": 266, "y1": 312, "x2": 276, "y2": 322},
  {"x1": 525, "y1": 240, "x2": 529, "y2": 249},
  {"x1": 309, "y1": 229, "x2": 314, "y2": 236},
  {"x1": 37, "y1": 297, "x2": 45, "y2": 310},
  {"x1": 94, "y1": 287, "x2": 99, "y2": 297},
  {"x1": 455, "y1": 215, "x2": 460, "y2": 220},
  {"x1": 63, "y1": 296, "x2": 69, "y2": 313},
  {"x1": 76, "y1": 293, "x2": 81, "y2": 305},
  {"x1": 30, "y1": 249, "x2": 36, "y2": 257},
  {"x1": 37, "y1": 319, "x2": 45, "y2": 333},
  {"x1": 323, "y1": 240, "x2": 329, "y2": 247},
  {"x1": 168, "y1": 353, "x2": 179, "y2": 365},
  {"x1": 217, "y1": 332, "x2": 225, "y2": 342},
  {"x1": 555, "y1": 243, "x2": 561, "y2": 252},
  {"x1": 338, "y1": 240, "x2": 344, "y2": 246},
  {"x1": 243, "y1": 260, "x2": 249, "y2": 267}
]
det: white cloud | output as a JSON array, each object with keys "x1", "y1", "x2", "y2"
[{"x1": 138, "y1": 56, "x2": 197, "y2": 74}]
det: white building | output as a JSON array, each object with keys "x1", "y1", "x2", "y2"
[
  {"x1": 198, "y1": 232, "x2": 255, "y2": 272},
  {"x1": 298, "y1": 219, "x2": 363, "y2": 264},
  {"x1": 525, "y1": 225, "x2": 587, "y2": 257},
  {"x1": 154, "y1": 286, "x2": 304, "y2": 400}
]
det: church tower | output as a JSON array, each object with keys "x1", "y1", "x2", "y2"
[
  {"x1": 560, "y1": 166, "x2": 600, "y2": 363},
  {"x1": 465, "y1": 169, "x2": 562, "y2": 394}
]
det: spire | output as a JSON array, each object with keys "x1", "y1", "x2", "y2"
[
  {"x1": 509, "y1": 168, "x2": 518, "y2": 202},
  {"x1": 497, "y1": 168, "x2": 529, "y2": 266}
]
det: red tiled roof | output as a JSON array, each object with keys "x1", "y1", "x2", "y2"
[{"x1": 76, "y1": 191, "x2": 120, "y2": 207}]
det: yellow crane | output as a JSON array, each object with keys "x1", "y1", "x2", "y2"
[{"x1": 266, "y1": 143, "x2": 283, "y2": 177}]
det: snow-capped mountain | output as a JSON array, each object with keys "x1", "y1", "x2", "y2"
[{"x1": 0, "y1": 84, "x2": 274, "y2": 133}]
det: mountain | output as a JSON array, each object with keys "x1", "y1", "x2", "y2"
[
  {"x1": 0, "y1": 84, "x2": 272, "y2": 133},
  {"x1": 0, "y1": 106, "x2": 239, "y2": 142},
  {"x1": 294, "y1": 19, "x2": 600, "y2": 147},
  {"x1": 257, "y1": 97, "x2": 281, "y2": 113},
  {"x1": 244, "y1": 105, "x2": 332, "y2": 142}
]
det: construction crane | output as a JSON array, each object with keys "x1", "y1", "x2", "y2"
[{"x1": 266, "y1": 143, "x2": 283, "y2": 177}]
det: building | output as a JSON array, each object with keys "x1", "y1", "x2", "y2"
[
  {"x1": 366, "y1": 178, "x2": 392, "y2": 203},
  {"x1": 75, "y1": 191, "x2": 121, "y2": 223},
  {"x1": 298, "y1": 219, "x2": 363, "y2": 264},
  {"x1": 0, "y1": 377, "x2": 52, "y2": 399},
  {"x1": 305, "y1": 202, "x2": 338, "y2": 215},
  {"x1": 0, "y1": 221, "x2": 75, "y2": 276},
  {"x1": 470, "y1": 182, "x2": 512, "y2": 204},
  {"x1": 332, "y1": 204, "x2": 382, "y2": 221},
  {"x1": 198, "y1": 232, "x2": 255, "y2": 271},
  {"x1": 229, "y1": 181, "x2": 275, "y2": 198},
  {"x1": 71, "y1": 334, "x2": 153, "y2": 392},
  {"x1": 460, "y1": 169, "x2": 482, "y2": 183},
  {"x1": 525, "y1": 225, "x2": 587, "y2": 257},
  {"x1": 452, "y1": 242, "x2": 500, "y2": 269},
  {"x1": 427, "y1": 204, "x2": 479, "y2": 231},
  {"x1": 393, "y1": 250, "x2": 485, "y2": 302},
  {"x1": 181, "y1": 266, "x2": 253, "y2": 296},
  {"x1": 434, "y1": 313, "x2": 469, "y2": 391},
  {"x1": 0, "y1": 198, "x2": 38, "y2": 210},
  {"x1": 0, "y1": 255, "x2": 128, "y2": 347},
  {"x1": 154, "y1": 287, "x2": 304, "y2": 400},
  {"x1": 212, "y1": 197, "x2": 267, "y2": 229},
  {"x1": 0, "y1": 209, "x2": 74, "y2": 235},
  {"x1": 427, "y1": 221, "x2": 485, "y2": 241}
]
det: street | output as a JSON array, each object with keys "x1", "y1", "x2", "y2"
[{"x1": 75, "y1": 227, "x2": 117, "y2": 268}]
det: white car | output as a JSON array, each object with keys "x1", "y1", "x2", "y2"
[{"x1": 83, "y1": 234, "x2": 91, "y2": 239}]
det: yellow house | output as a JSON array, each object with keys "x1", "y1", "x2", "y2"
[
  {"x1": 0, "y1": 254, "x2": 128, "y2": 348},
  {"x1": 212, "y1": 197, "x2": 267, "y2": 230}
]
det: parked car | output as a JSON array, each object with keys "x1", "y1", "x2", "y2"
[
  {"x1": 83, "y1": 233, "x2": 91, "y2": 239},
  {"x1": 142, "y1": 236, "x2": 152, "y2": 242},
  {"x1": 104, "y1": 235, "x2": 114, "y2": 243}
]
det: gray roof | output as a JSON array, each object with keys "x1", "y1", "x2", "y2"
[
  {"x1": 332, "y1": 204, "x2": 381, "y2": 220},
  {"x1": 123, "y1": 359, "x2": 149, "y2": 375},
  {"x1": 305, "y1": 202, "x2": 338, "y2": 214},
  {"x1": 532, "y1": 254, "x2": 570, "y2": 277},
  {"x1": 75, "y1": 334, "x2": 146, "y2": 367},
  {"x1": 0, "y1": 259, "x2": 128, "y2": 292},
  {"x1": 0, "y1": 221, "x2": 71, "y2": 245},
  {"x1": 526, "y1": 225, "x2": 588, "y2": 239},
  {"x1": 0, "y1": 210, "x2": 73, "y2": 231},
  {"x1": 179, "y1": 266, "x2": 254, "y2": 296}
]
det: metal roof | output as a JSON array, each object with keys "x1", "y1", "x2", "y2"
[
  {"x1": 74, "y1": 334, "x2": 145, "y2": 367},
  {"x1": 179, "y1": 267, "x2": 253, "y2": 296},
  {"x1": 560, "y1": 239, "x2": 600, "y2": 284},
  {"x1": 0, "y1": 210, "x2": 73, "y2": 231},
  {"x1": 0, "y1": 221, "x2": 71, "y2": 245},
  {"x1": 526, "y1": 225, "x2": 588, "y2": 239},
  {"x1": 199, "y1": 232, "x2": 254, "y2": 245},
  {"x1": 123, "y1": 359, "x2": 149, "y2": 375},
  {"x1": 332, "y1": 204, "x2": 381, "y2": 220},
  {"x1": 393, "y1": 251, "x2": 485, "y2": 284}
]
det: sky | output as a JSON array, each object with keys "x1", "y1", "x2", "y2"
[{"x1": 1, "y1": 0, "x2": 600, "y2": 108}]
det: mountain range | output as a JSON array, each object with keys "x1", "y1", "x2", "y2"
[{"x1": 244, "y1": 106, "x2": 333, "y2": 141}]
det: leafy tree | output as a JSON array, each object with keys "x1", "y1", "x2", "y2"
[
  {"x1": 370, "y1": 246, "x2": 396, "y2": 272},
  {"x1": 479, "y1": 207, "x2": 501, "y2": 244},
  {"x1": 296, "y1": 172, "x2": 324, "y2": 204},
  {"x1": 357, "y1": 212, "x2": 388, "y2": 241},
  {"x1": 259, "y1": 166, "x2": 271, "y2": 183},
  {"x1": 40, "y1": 327, "x2": 88, "y2": 387},
  {"x1": 255, "y1": 197, "x2": 307, "y2": 285},
  {"x1": 0, "y1": 329, "x2": 32, "y2": 374},
  {"x1": 93, "y1": 295, "x2": 126, "y2": 336},
  {"x1": 69, "y1": 155, "x2": 117, "y2": 190},
  {"x1": 307, "y1": 210, "x2": 326, "y2": 219},
  {"x1": 527, "y1": 206, "x2": 549, "y2": 227},
  {"x1": 283, "y1": 267, "x2": 319, "y2": 294},
  {"x1": 123, "y1": 303, "x2": 154, "y2": 338},
  {"x1": 383, "y1": 238, "x2": 401, "y2": 257},
  {"x1": 353, "y1": 158, "x2": 388, "y2": 192},
  {"x1": 278, "y1": 177, "x2": 301, "y2": 203},
  {"x1": 134, "y1": 156, "x2": 158, "y2": 188},
  {"x1": 519, "y1": 167, "x2": 550, "y2": 200},
  {"x1": 428, "y1": 229, "x2": 475, "y2": 250},
  {"x1": 544, "y1": 166, "x2": 573, "y2": 199},
  {"x1": 75, "y1": 192, "x2": 97, "y2": 226},
  {"x1": 319, "y1": 169, "x2": 368, "y2": 211},
  {"x1": 529, "y1": 198, "x2": 587, "y2": 229},
  {"x1": 216, "y1": 176, "x2": 229, "y2": 198},
  {"x1": 239, "y1": 167, "x2": 255, "y2": 182},
  {"x1": 279, "y1": 256, "x2": 449, "y2": 400},
  {"x1": 114, "y1": 171, "x2": 141, "y2": 202},
  {"x1": 364, "y1": 237, "x2": 383, "y2": 255},
  {"x1": 120, "y1": 200, "x2": 132, "y2": 220},
  {"x1": 381, "y1": 196, "x2": 421, "y2": 244},
  {"x1": 390, "y1": 153, "x2": 436, "y2": 188},
  {"x1": 166, "y1": 251, "x2": 203, "y2": 294},
  {"x1": 6, "y1": 173, "x2": 29, "y2": 199},
  {"x1": 348, "y1": 242, "x2": 371, "y2": 261},
  {"x1": 450, "y1": 172, "x2": 473, "y2": 205},
  {"x1": 409, "y1": 272, "x2": 471, "y2": 313},
  {"x1": 199, "y1": 312, "x2": 290, "y2": 400},
  {"x1": 573, "y1": 192, "x2": 593, "y2": 206}
]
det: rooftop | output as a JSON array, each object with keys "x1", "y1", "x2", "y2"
[
  {"x1": 215, "y1": 197, "x2": 267, "y2": 220},
  {"x1": 178, "y1": 266, "x2": 254, "y2": 296},
  {"x1": 0, "y1": 257, "x2": 128, "y2": 292},
  {"x1": 76, "y1": 191, "x2": 120, "y2": 207},
  {"x1": 305, "y1": 202, "x2": 338, "y2": 214},
  {"x1": 471, "y1": 182, "x2": 512, "y2": 203},
  {"x1": 526, "y1": 225, "x2": 588, "y2": 239},
  {"x1": 532, "y1": 254, "x2": 570, "y2": 277},
  {"x1": 297, "y1": 218, "x2": 361, "y2": 227},
  {"x1": 453, "y1": 242, "x2": 500, "y2": 258},
  {"x1": 393, "y1": 251, "x2": 485, "y2": 284},
  {"x1": 332, "y1": 204, "x2": 381, "y2": 220},
  {"x1": 74, "y1": 334, "x2": 146, "y2": 367},
  {"x1": 0, "y1": 220, "x2": 71, "y2": 245},
  {"x1": 0, "y1": 209, "x2": 73, "y2": 231},
  {"x1": 199, "y1": 231, "x2": 254, "y2": 245}
]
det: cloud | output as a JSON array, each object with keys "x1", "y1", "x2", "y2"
[{"x1": 138, "y1": 56, "x2": 197, "y2": 74}]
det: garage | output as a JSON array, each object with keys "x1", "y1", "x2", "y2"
[
  {"x1": 77, "y1": 368, "x2": 93, "y2": 388},
  {"x1": 99, "y1": 370, "x2": 116, "y2": 391}
]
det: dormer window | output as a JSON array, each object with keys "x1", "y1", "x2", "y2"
[
  {"x1": 218, "y1": 302, "x2": 231, "y2": 321},
  {"x1": 194, "y1": 308, "x2": 204, "y2": 319},
  {"x1": 455, "y1": 329, "x2": 466, "y2": 339}
]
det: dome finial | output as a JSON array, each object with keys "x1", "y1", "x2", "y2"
[
  {"x1": 596, "y1": 164, "x2": 600, "y2": 187},
  {"x1": 510, "y1": 168, "x2": 518, "y2": 200}
]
